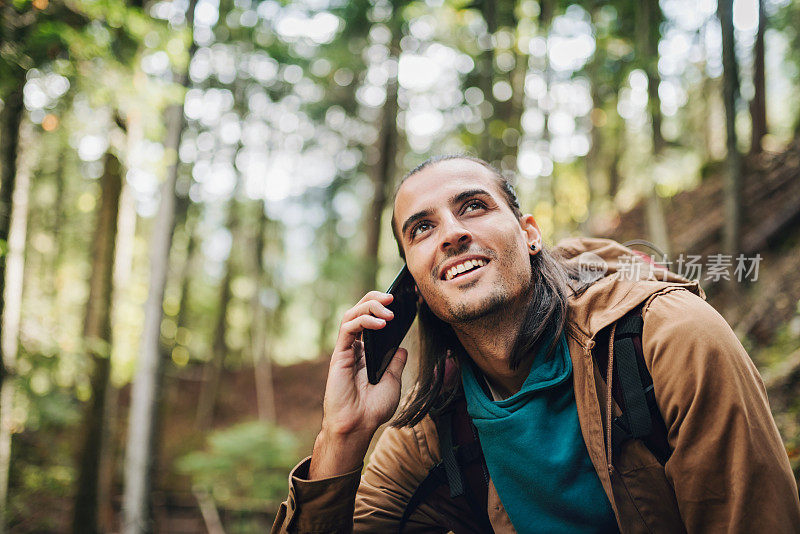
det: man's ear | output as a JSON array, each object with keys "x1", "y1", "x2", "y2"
[{"x1": 520, "y1": 214, "x2": 542, "y2": 255}]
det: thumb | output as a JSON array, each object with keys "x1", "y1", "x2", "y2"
[{"x1": 382, "y1": 347, "x2": 408, "y2": 385}]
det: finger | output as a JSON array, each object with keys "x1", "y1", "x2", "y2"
[
  {"x1": 334, "y1": 315, "x2": 386, "y2": 355},
  {"x1": 341, "y1": 299, "x2": 395, "y2": 323},
  {"x1": 381, "y1": 347, "x2": 408, "y2": 385},
  {"x1": 356, "y1": 291, "x2": 393, "y2": 306}
]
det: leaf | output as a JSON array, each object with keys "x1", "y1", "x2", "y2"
[{"x1": 176, "y1": 421, "x2": 300, "y2": 509}]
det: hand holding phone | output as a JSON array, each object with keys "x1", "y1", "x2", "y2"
[
  {"x1": 310, "y1": 275, "x2": 415, "y2": 479},
  {"x1": 363, "y1": 266, "x2": 419, "y2": 384}
]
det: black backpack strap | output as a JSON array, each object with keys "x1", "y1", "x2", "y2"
[
  {"x1": 399, "y1": 463, "x2": 447, "y2": 530},
  {"x1": 399, "y1": 395, "x2": 493, "y2": 533},
  {"x1": 398, "y1": 441, "x2": 486, "y2": 531},
  {"x1": 613, "y1": 315, "x2": 652, "y2": 439},
  {"x1": 438, "y1": 410, "x2": 466, "y2": 498},
  {"x1": 610, "y1": 313, "x2": 672, "y2": 465}
]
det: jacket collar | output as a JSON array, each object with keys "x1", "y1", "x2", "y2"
[{"x1": 553, "y1": 237, "x2": 705, "y2": 344}]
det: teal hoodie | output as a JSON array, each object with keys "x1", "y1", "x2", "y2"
[{"x1": 460, "y1": 333, "x2": 618, "y2": 534}]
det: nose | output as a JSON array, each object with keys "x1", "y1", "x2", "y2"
[{"x1": 439, "y1": 214, "x2": 472, "y2": 252}]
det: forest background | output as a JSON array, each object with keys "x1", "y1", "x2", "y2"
[{"x1": 1, "y1": 0, "x2": 799, "y2": 531}]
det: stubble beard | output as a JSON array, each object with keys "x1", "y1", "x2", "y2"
[
  {"x1": 445, "y1": 260, "x2": 532, "y2": 328},
  {"x1": 446, "y1": 282, "x2": 509, "y2": 324},
  {"x1": 428, "y1": 241, "x2": 533, "y2": 327}
]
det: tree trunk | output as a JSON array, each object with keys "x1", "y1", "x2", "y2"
[
  {"x1": 195, "y1": 162, "x2": 242, "y2": 428},
  {"x1": 608, "y1": 125, "x2": 622, "y2": 200},
  {"x1": 72, "y1": 152, "x2": 123, "y2": 534},
  {"x1": 646, "y1": 75, "x2": 665, "y2": 154},
  {"x1": 538, "y1": 0, "x2": 556, "y2": 213},
  {"x1": 718, "y1": 0, "x2": 742, "y2": 257},
  {"x1": 174, "y1": 200, "x2": 197, "y2": 337},
  {"x1": 317, "y1": 206, "x2": 340, "y2": 358},
  {"x1": 115, "y1": 113, "x2": 142, "y2": 293},
  {"x1": 94, "y1": 110, "x2": 139, "y2": 534},
  {"x1": 250, "y1": 207, "x2": 275, "y2": 422},
  {"x1": 0, "y1": 110, "x2": 31, "y2": 533},
  {"x1": 97, "y1": 385, "x2": 119, "y2": 533},
  {"x1": 749, "y1": 0, "x2": 767, "y2": 154},
  {"x1": 196, "y1": 224, "x2": 235, "y2": 430},
  {"x1": 49, "y1": 143, "x2": 68, "y2": 296},
  {"x1": 694, "y1": 57, "x2": 714, "y2": 163},
  {"x1": 363, "y1": 13, "x2": 401, "y2": 294},
  {"x1": 479, "y1": 0, "x2": 499, "y2": 164},
  {"x1": 505, "y1": 24, "x2": 528, "y2": 173},
  {"x1": 122, "y1": 104, "x2": 182, "y2": 534},
  {"x1": 317, "y1": 287, "x2": 336, "y2": 358},
  {"x1": 122, "y1": 0, "x2": 198, "y2": 521},
  {"x1": 638, "y1": 0, "x2": 671, "y2": 256},
  {"x1": 584, "y1": 35, "x2": 604, "y2": 229},
  {"x1": 253, "y1": 316, "x2": 277, "y2": 424},
  {"x1": 0, "y1": 77, "x2": 24, "y2": 384}
]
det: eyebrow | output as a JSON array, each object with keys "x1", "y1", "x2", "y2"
[{"x1": 400, "y1": 188, "x2": 492, "y2": 238}]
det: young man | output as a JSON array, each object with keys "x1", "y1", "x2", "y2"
[{"x1": 272, "y1": 156, "x2": 800, "y2": 533}]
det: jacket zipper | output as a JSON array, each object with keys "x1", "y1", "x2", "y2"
[{"x1": 606, "y1": 323, "x2": 617, "y2": 473}]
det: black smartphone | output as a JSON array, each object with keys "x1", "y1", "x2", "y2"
[{"x1": 363, "y1": 266, "x2": 419, "y2": 384}]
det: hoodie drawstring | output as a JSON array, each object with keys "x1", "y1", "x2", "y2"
[{"x1": 606, "y1": 323, "x2": 616, "y2": 472}]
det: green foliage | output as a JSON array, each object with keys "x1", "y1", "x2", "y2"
[
  {"x1": 4, "y1": 0, "x2": 800, "y2": 527},
  {"x1": 7, "y1": 350, "x2": 82, "y2": 530},
  {"x1": 176, "y1": 421, "x2": 300, "y2": 510}
]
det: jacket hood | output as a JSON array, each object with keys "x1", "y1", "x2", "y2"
[{"x1": 553, "y1": 237, "x2": 705, "y2": 341}]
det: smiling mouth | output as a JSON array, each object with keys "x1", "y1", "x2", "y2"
[{"x1": 443, "y1": 258, "x2": 489, "y2": 281}]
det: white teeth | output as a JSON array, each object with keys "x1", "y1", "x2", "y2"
[{"x1": 444, "y1": 259, "x2": 487, "y2": 281}]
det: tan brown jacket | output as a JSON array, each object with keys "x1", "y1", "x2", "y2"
[{"x1": 272, "y1": 238, "x2": 800, "y2": 533}]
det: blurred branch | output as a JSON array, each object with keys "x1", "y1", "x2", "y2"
[{"x1": 193, "y1": 488, "x2": 226, "y2": 534}]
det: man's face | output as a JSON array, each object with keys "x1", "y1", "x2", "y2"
[{"x1": 393, "y1": 159, "x2": 541, "y2": 325}]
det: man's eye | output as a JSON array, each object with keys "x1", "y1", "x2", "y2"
[
  {"x1": 411, "y1": 222, "x2": 431, "y2": 238},
  {"x1": 463, "y1": 200, "x2": 486, "y2": 213}
]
